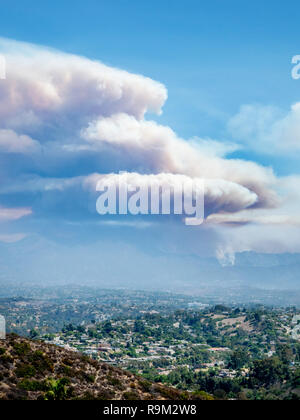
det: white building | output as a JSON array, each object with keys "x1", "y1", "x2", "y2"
[{"x1": 0, "y1": 315, "x2": 5, "y2": 340}]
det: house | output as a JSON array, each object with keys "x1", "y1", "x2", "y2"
[{"x1": 98, "y1": 343, "x2": 112, "y2": 352}]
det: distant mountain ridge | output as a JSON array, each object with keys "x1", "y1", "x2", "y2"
[{"x1": 0, "y1": 235, "x2": 300, "y2": 293}]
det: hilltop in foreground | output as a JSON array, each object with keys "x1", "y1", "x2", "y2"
[{"x1": 0, "y1": 334, "x2": 212, "y2": 400}]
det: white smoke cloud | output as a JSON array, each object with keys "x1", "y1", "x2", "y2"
[
  {"x1": 0, "y1": 171, "x2": 258, "y2": 220},
  {"x1": 0, "y1": 233, "x2": 26, "y2": 243},
  {"x1": 85, "y1": 172, "x2": 258, "y2": 216},
  {"x1": 0, "y1": 37, "x2": 167, "y2": 135},
  {"x1": 0, "y1": 129, "x2": 40, "y2": 153},
  {"x1": 82, "y1": 113, "x2": 277, "y2": 209},
  {"x1": 216, "y1": 246, "x2": 236, "y2": 267},
  {"x1": 228, "y1": 103, "x2": 300, "y2": 154},
  {"x1": 0, "y1": 38, "x2": 299, "y2": 260},
  {"x1": 0, "y1": 206, "x2": 32, "y2": 222}
]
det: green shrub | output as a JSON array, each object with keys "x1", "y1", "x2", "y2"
[
  {"x1": 42, "y1": 378, "x2": 72, "y2": 401},
  {"x1": 123, "y1": 391, "x2": 140, "y2": 400},
  {"x1": 28, "y1": 351, "x2": 54, "y2": 373},
  {"x1": 0, "y1": 354, "x2": 13, "y2": 365},
  {"x1": 139, "y1": 380, "x2": 152, "y2": 393},
  {"x1": 79, "y1": 392, "x2": 97, "y2": 400},
  {"x1": 15, "y1": 363, "x2": 36, "y2": 378},
  {"x1": 96, "y1": 389, "x2": 116, "y2": 400},
  {"x1": 13, "y1": 342, "x2": 31, "y2": 356},
  {"x1": 82, "y1": 373, "x2": 95, "y2": 383},
  {"x1": 59, "y1": 364, "x2": 76, "y2": 377},
  {"x1": 192, "y1": 390, "x2": 215, "y2": 400},
  {"x1": 18, "y1": 379, "x2": 48, "y2": 392},
  {"x1": 108, "y1": 377, "x2": 121, "y2": 386},
  {"x1": 154, "y1": 385, "x2": 183, "y2": 400}
]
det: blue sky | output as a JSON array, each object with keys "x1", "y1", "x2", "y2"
[
  {"x1": 0, "y1": 0, "x2": 299, "y2": 147},
  {"x1": 0, "y1": 1, "x2": 300, "y2": 289}
]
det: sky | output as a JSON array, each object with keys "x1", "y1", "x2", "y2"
[{"x1": 0, "y1": 1, "x2": 300, "y2": 291}]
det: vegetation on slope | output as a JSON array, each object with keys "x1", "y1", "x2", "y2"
[{"x1": 0, "y1": 334, "x2": 213, "y2": 400}]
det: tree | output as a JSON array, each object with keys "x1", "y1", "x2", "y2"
[
  {"x1": 250, "y1": 357, "x2": 284, "y2": 387},
  {"x1": 134, "y1": 320, "x2": 145, "y2": 334},
  {"x1": 30, "y1": 329, "x2": 39, "y2": 339},
  {"x1": 276, "y1": 344, "x2": 293, "y2": 365},
  {"x1": 43, "y1": 378, "x2": 72, "y2": 400},
  {"x1": 103, "y1": 321, "x2": 113, "y2": 334},
  {"x1": 77, "y1": 325, "x2": 85, "y2": 334},
  {"x1": 228, "y1": 349, "x2": 249, "y2": 370}
]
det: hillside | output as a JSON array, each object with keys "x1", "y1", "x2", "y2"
[{"x1": 0, "y1": 334, "x2": 212, "y2": 400}]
